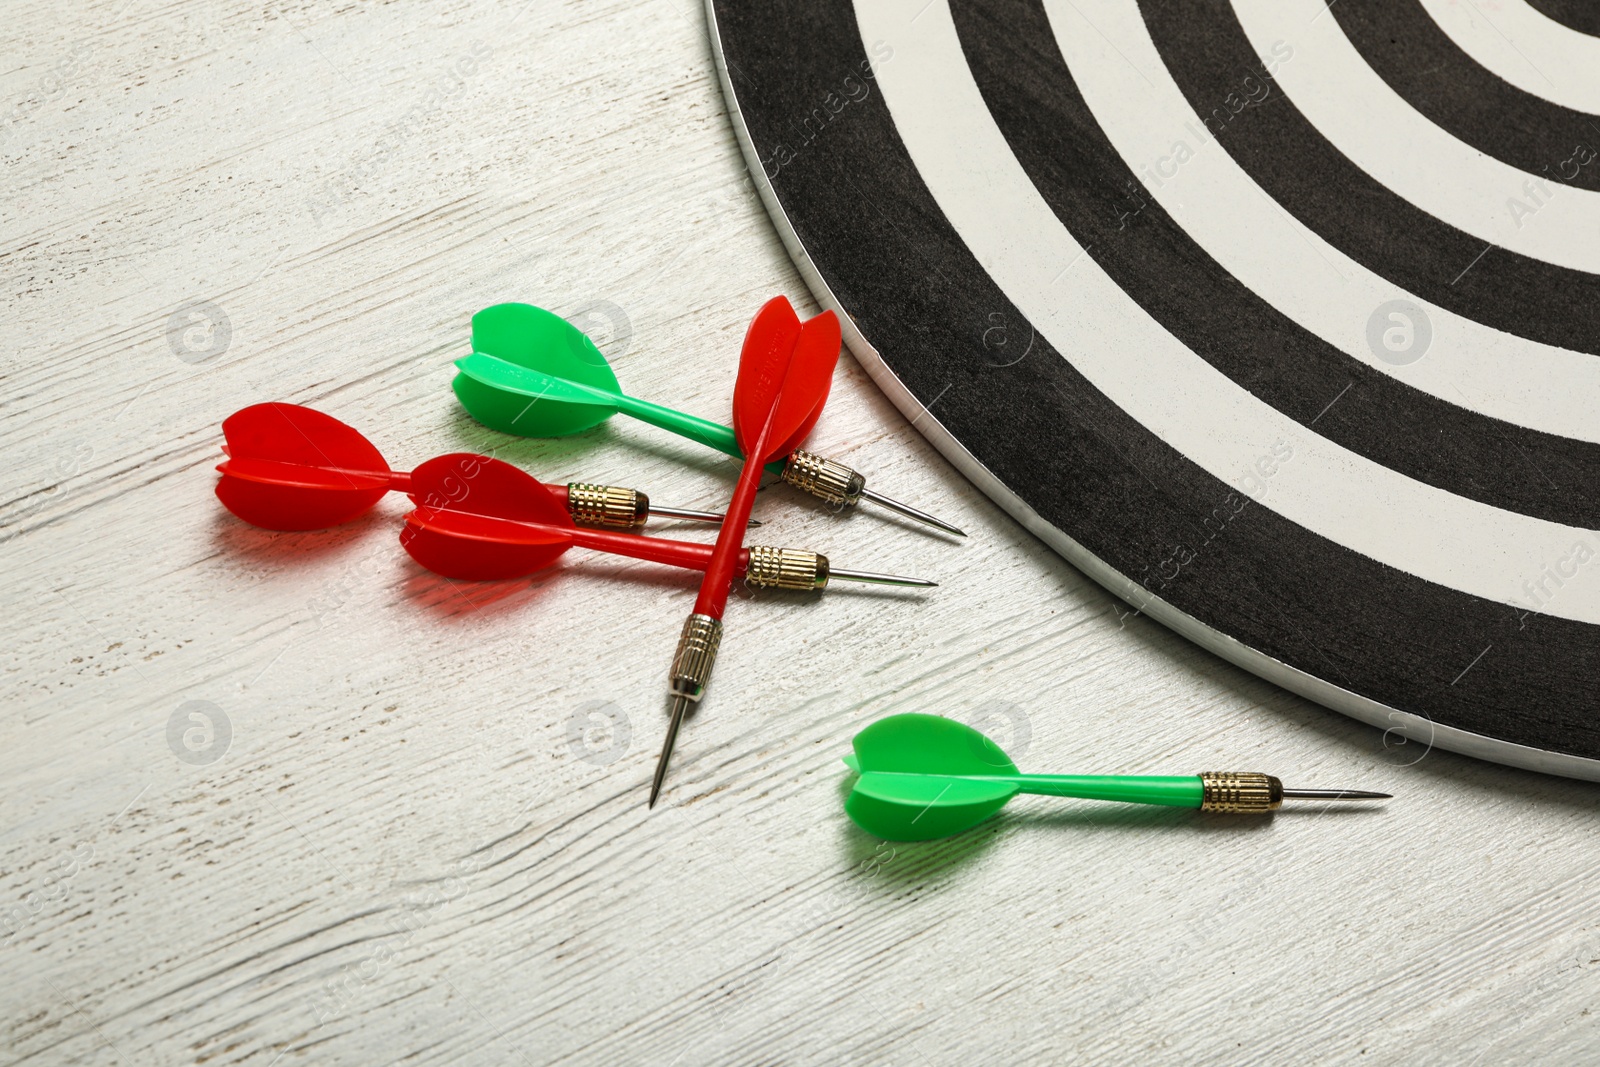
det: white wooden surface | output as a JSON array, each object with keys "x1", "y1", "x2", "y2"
[{"x1": 2, "y1": 2, "x2": 1596, "y2": 1064}]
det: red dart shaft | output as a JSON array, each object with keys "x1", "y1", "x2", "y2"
[
  {"x1": 692, "y1": 400, "x2": 781, "y2": 620},
  {"x1": 566, "y1": 524, "x2": 727, "y2": 570},
  {"x1": 406, "y1": 506, "x2": 748, "y2": 574}
]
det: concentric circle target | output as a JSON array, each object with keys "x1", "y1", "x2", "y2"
[{"x1": 707, "y1": 0, "x2": 1600, "y2": 777}]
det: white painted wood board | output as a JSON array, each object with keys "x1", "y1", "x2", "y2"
[{"x1": 1, "y1": 1, "x2": 1595, "y2": 1063}]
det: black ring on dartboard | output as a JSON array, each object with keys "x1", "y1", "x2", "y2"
[
  {"x1": 1522, "y1": 0, "x2": 1600, "y2": 39},
  {"x1": 1330, "y1": 0, "x2": 1600, "y2": 192},
  {"x1": 950, "y1": 0, "x2": 1600, "y2": 529},
  {"x1": 1145, "y1": 0, "x2": 1600, "y2": 357},
  {"x1": 707, "y1": 0, "x2": 1600, "y2": 776}
]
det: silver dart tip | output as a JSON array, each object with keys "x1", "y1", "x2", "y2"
[
  {"x1": 857, "y1": 486, "x2": 967, "y2": 538},
  {"x1": 828, "y1": 568, "x2": 939, "y2": 588},
  {"x1": 649, "y1": 694, "x2": 692, "y2": 808},
  {"x1": 1281, "y1": 788, "x2": 1392, "y2": 801}
]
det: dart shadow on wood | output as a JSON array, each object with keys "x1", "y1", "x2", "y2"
[
  {"x1": 1003, "y1": 804, "x2": 1272, "y2": 833},
  {"x1": 1264, "y1": 805, "x2": 1389, "y2": 819},
  {"x1": 206, "y1": 504, "x2": 392, "y2": 566},
  {"x1": 572, "y1": 558, "x2": 708, "y2": 592},
  {"x1": 744, "y1": 583, "x2": 935, "y2": 603},
  {"x1": 832, "y1": 803, "x2": 1278, "y2": 891},
  {"x1": 834, "y1": 771, "x2": 1001, "y2": 880},
  {"x1": 395, "y1": 556, "x2": 702, "y2": 620},
  {"x1": 397, "y1": 565, "x2": 557, "y2": 618},
  {"x1": 787, "y1": 482, "x2": 966, "y2": 543}
]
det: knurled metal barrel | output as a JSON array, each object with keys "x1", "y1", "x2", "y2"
[
  {"x1": 744, "y1": 546, "x2": 829, "y2": 591},
  {"x1": 668, "y1": 614, "x2": 722, "y2": 702},
  {"x1": 780, "y1": 449, "x2": 866, "y2": 507},
  {"x1": 566, "y1": 482, "x2": 649, "y2": 528},
  {"x1": 1198, "y1": 772, "x2": 1284, "y2": 813}
]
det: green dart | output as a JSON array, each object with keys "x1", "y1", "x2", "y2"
[
  {"x1": 451, "y1": 303, "x2": 966, "y2": 537},
  {"x1": 842, "y1": 713, "x2": 1390, "y2": 842}
]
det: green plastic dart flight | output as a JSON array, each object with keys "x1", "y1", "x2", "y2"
[
  {"x1": 842, "y1": 714, "x2": 1390, "y2": 842},
  {"x1": 452, "y1": 303, "x2": 965, "y2": 537}
]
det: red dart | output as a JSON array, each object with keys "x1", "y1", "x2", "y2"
[
  {"x1": 215, "y1": 426, "x2": 930, "y2": 589},
  {"x1": 399, "y1": 452, "x2": 934, "y2": 588},
  {"x1": 214, "y1": 402, "x2": 737, "y2": 533},
  {"x1": 650, "y1": 297, "x2": 842, "y2": 806}
]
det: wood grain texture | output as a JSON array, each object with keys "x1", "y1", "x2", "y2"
[{"x1": 0, "y1": 1, "x2": 1595, "y2": 1064}]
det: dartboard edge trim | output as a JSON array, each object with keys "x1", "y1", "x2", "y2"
[{"x1": 703, "y1": 0, "x2": 1600, "y2": 782}]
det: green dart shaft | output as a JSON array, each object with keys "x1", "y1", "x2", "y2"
[
  {"x1": 848, "y1": 769, "x2": 1202, "y2": 807},
  {"x1": 991, "y1": 773, "x2": 1204, "y2": 807},
  {"x1": 609, "y1": 388, "x2": 787, "y2": 477},
  {"x1": 455, "y1": 352, "x2": 785, "y2": 473}
]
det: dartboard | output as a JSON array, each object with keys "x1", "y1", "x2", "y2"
[{"x1": 707, "y1": 0, "x2": 1600, "y2": 778}]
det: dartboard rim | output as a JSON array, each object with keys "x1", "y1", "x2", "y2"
[{"x1": 704, "y1": 0, "x2": 1600, "y2": 783}]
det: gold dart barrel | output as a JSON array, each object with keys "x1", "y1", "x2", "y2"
[
  {"x1": 650, "y1": 613, "x2": 724, "y2": 808},
  {"x1": 567, "y1": 482, "x2": 648, "y2": 529},
  {"x1": 567, "y1": 483, "x2": 736, "y2": 528},
  {"x1": 1198, "y1": 772, "x2": 1283, "y2": 813},
  {"x1": 780, "y1": 449, "x2": 865, "y2": 507},
  {"x1": 668, "y1": 613, "x2": 722, "y2": 704},
  {"x1": 745, "y1": 546, "x2": 828, "y2": 591}
]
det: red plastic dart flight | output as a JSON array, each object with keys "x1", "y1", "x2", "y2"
[
  {"x1": 215, "y1": 402, "x2": 734, "y2": 532},
  {"x1": 398, "y1": 452, "x2": 934, "y2": 589},
  {"x1": 649, "y1": 297, "x2": 843, "y2": 806}
]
